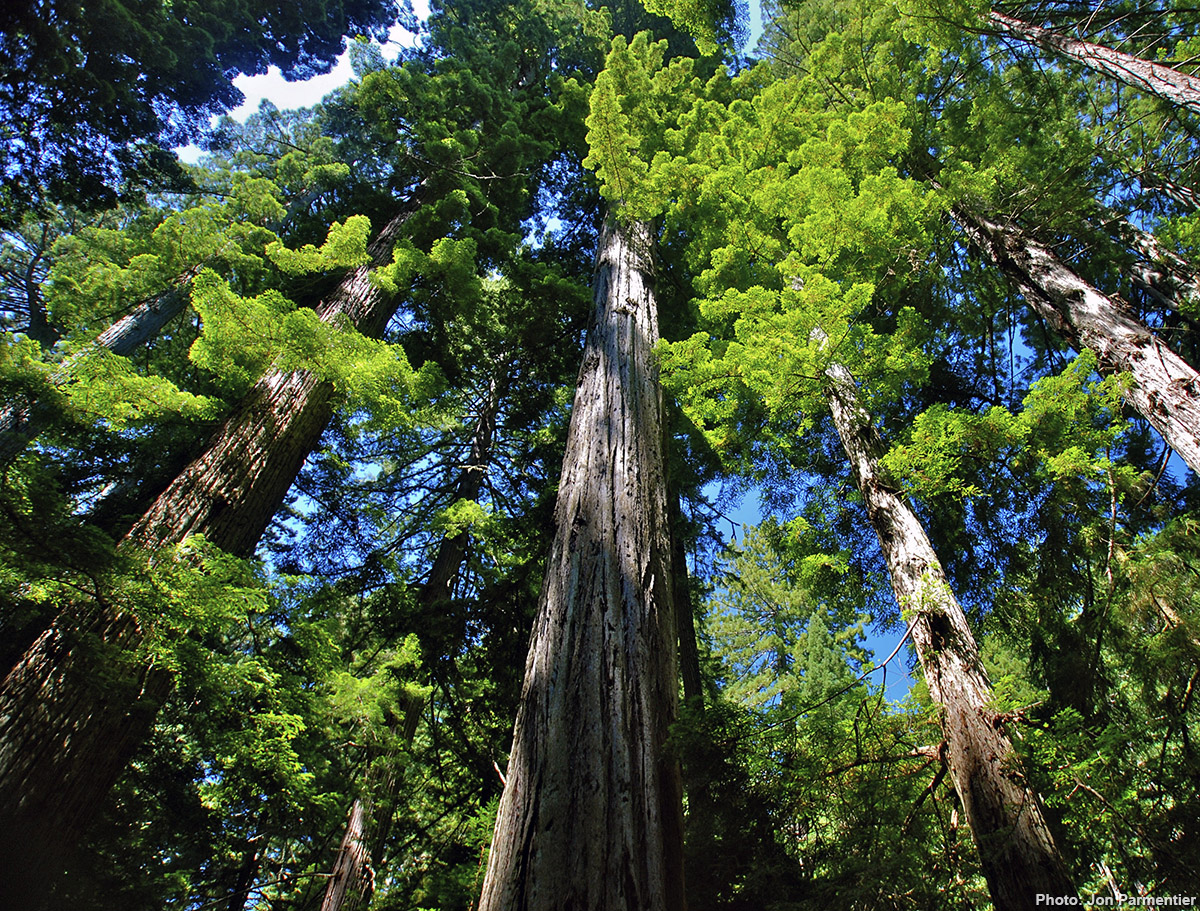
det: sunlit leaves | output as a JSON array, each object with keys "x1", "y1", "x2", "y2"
[
  {"x1": 265, "y1": 214, "x2": 372, "y2": 275},
  {"x1": 882, "y1": 350, "x2": 1134, "y2": 498}
]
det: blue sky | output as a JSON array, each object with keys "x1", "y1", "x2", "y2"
[
  {"x1": 182, "y1": 0, "x2": 764, "y2": 160},
  {"x1": 181, "y1": 0, "x2": 911, "y2": 696}
]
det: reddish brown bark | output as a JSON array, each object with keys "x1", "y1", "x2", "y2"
[
  {"x1": 956, "y1": 208, "x2": 1200, "y2": 474},
  {"x1": 321, "y1": 800, "x2": 373, "y2": 911},
  {"x1": 478, "y1": 217, "x2": 685, "y2": 911},
  {"x1": 0, "y1": 609, "x2": 173, "y2": 907},
  {"x1": 127, "y1": 204, "x2": 418, "y2": 556},
  {"x1": 820, "y1": 337, "x2": 1076, "y2": 910},
  {"x1": 989, "y1": 10, "x2": 1200, "y2": 115},
  {"x1": 0, "y1": 201, "x2": 419, "y2": 907}
]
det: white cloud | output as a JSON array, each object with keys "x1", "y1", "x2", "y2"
[{"x1": 176, "y1": 7, "x2": 427, "y2": 164}]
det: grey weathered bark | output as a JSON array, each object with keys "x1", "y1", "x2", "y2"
[
  {"x1": 478, "y1": 217, "x2": 685, "y2": 911},
  {"x1": 955, "y1": 208, "x2": 1200, "y2": 474},
  {"x1": 988, "y1": 10, "x2": 1200, "y2": 115},
  {"x1": 818, "y1": 331, "x2": 1077, "y2": 910},
  {"x1": 1146, "y1": 175, "x2": 1200, "y2": 212},
  {"x1": 319, "y1": 367, "x2": 507, "y2": 911},
  {"x1": 0, "y1": 201, "x2": 420, "y2": 908},
  {"x1": 0, "y1": 270, "x2": 197, "y2": 461}
]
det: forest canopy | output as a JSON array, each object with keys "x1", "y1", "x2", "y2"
[{"x1": 1, "y1": 0, "x2": 1199, "y2": 909}]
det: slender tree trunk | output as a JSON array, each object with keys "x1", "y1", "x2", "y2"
[
  {"x1": 319, "y1": 367, "x2": 507, "y2": 911},
  {"x1": 955, "y1": 208, "x2": 1200, "y2": 474},
  {"x1": 1114, "y1": 218, "x2": 1200, "y2": 314},
  {"x1": 422, "y1": 366, "x2": 507, "y2": 609},
  {"x1": 0, "y1": 269, "x2": 197, "y2": 461},
  {"x1": 819, "y1": 334, "x2": 1076, "y2": 910},
  {"x1": 226, "y1": 842, "x2": 262, "y2": 911},
  {"x1": 0, "y1": 202, "x2": 419, "y2": 908},
  {"x1": 97, "y1": 271, "x2": 200, "y2": 357},
  {"x1": 670, "y1": 494, "x2": 704, "y2": 709},
  {"x1": 478, "y1": 217, "x2": 685, "y2": 911},
  {"x1": 23, "y1": 228, "x2": 58, "y2": 349},
  {"x1": 988, "y1": 10, "x2": 1200, "y2": 115}
]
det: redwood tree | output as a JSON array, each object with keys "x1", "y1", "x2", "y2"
[
  {"x1": 320, "y1": 363, "x2": 507, "y2": 911},
  {"x1": 0, "y1": 199, "x2": 419, "y2": 906},
  {"x1": 955, "y1": 206, "x2": 1200, "y2": 474},
  {"x1": 478, "y1": 216, "x2": 686, "y2": 911},
  {"x1": 985, "y1": 9, "x2": 1200, "y2": 116},
  {"x1": 819, "y1": 332, "x2": 1077, "y2": 908}
]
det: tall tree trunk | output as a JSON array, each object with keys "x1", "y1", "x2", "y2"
[
  {"x1": 126, "y1": 203, "x2": 417, "y2": 556},
  {"x1": 478, "y1": 217, "x2": 685, "y2": 911},
  {"x1": 97, "y1": 271, "x2": 199, "y2": 358},
  {"x1": 0, "y1": 609, "x2": 173, "y2": 909},
  {"x1": 955, "y1": 207, "x2": 1200, "y2": 474},
  {"x1": 319, "y1": 366, "x2": 508, "y2": 911},
  {"x1": 819, "y1": 333, "x2": 1076, "y2": 910},
  {"x1": 988, "y1": 10, "x2": 1200, "y2": 115},
  {"x1": 23, "y1": 226, "x2": 58, "y2": 350},
  {"x1": 0, "y1": 202, "x2": 419, "y2": 909}
]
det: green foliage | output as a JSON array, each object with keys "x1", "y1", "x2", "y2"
[
  {"x1": 265, "y1": 214, "x2": 372, "y2": 275},
  {"x1": 0, "y1": 0, "x2": 402, "y2": 224},
  {"x1": 44, "y1": 175, "x2": 284, "y2": 334},
  {"x1": 584, "y1": 33, "x2": 703, "y2": 210},
  {"x1": 7, "y1": 0, "x2": 1200, "y2": 907},
  {"x1": 883, "y1": 350, "x2": 1134, "y2": 498},
  {"x1": 186, "y1": 259, "x2": 431, "y2": 422},
  {"x1": 686, "y1": 522, "x2": 988, "y2": 909}
]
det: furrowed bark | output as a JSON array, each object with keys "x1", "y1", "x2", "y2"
[
  {"x1": 126, "y1": 204, "x2": 417, "y2": 556},
  {"x1": 988, "y1": 10, "x2": 1200, "y2": 115},
  {"x1": 819, "y1": 334, "x2": 1076, "y2": 910},
  {"x1": 320, "y1": 367, "x2": 507, "y2": 911},
  {"x1": 322, "y1": 800, "x2": 373, "y2": 911},
  {"x1": 478, "y1": 217, "x2": 685, "y2": 911},
  {"x1": 126, "y1": 367, "x2": 337, "y2": 557},
  {"x1": 0, "y1": 609, "x2": 174, "y2": 908},
  {"x1": 955, "y1": 208, "x2": 1200, "y2": 474},
  {"x1": 0, "y1": 201, "x2": 419, "y2": 908}
]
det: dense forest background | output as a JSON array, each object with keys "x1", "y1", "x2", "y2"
[{"x1": 2, "y1": 0, "x2": 1199, "y2": 908}]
